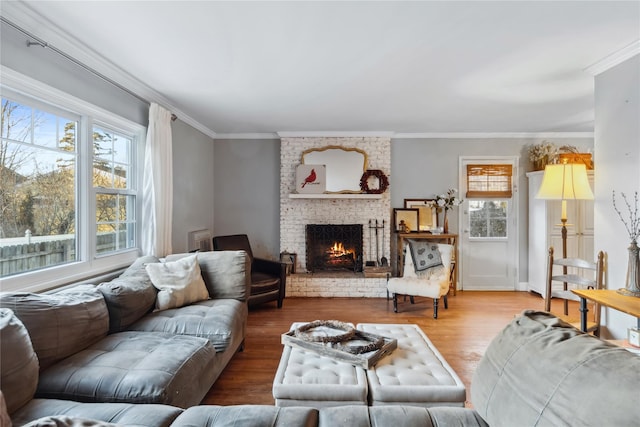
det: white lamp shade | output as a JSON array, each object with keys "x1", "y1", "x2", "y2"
[{"x1": 536, "y1": 163, "x2": 594, "y2": 200}]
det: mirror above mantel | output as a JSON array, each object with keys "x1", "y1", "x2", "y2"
[{"x1": 301, "y1": 146, "x2": 368, "y2": 193}]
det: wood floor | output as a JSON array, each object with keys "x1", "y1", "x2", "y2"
[{"x1": 202, "y1": 291, "x2": 561, "y2": 407}]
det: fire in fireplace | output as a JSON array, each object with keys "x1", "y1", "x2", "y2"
[{"x1": 306, "y1": 224, "x2": 363, "y2": 272}]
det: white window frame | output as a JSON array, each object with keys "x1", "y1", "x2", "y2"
[{"x1": 0, "y1": 67, "x2": 145, "y2": 293}]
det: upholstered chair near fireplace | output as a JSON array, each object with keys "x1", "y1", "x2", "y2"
[
  {"x1": 387, "y1": 242, "x2": 452, "y2": 318},
  {"x1": 213, "y1": 234, "x2": 286, "y2": 308}
]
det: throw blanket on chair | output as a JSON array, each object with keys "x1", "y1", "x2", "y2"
[{"x1": 406, "y1": 239, "x2": 446, "y2": 279}]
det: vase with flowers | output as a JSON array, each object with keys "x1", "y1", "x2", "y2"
[
  {"x1": 430, "y1": 189, "x2": 463, "y2": 234},
  {"x1": 612, "y1": 190, "x2": 640, "y2": 297}
]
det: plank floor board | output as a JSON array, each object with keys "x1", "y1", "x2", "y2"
[{"x1": 202, "y1": 291, "x2": 575, "y2": 408}]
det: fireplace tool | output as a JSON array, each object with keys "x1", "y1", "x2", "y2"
[
  {"x1": 380, "y1": 219, "x2": 388, "y2": 267},
  {"x1": 366, "y1": 219, "x2": 376, "y2": 267},
  {"x1": 372, "y1": 219, "x2": 385, "y2": 266}
]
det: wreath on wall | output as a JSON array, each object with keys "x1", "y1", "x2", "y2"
[{"x1": 360, "y1": 169, "x2": 389, "y2": 194}]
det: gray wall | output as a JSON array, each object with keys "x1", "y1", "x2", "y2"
[
  {"x1": 213, "y1": 139, "x2": 281, "y2": 259},
  {"x1": 391, "y1": 137, "x2": 593, "y2": 284},
  {"x1": 171, "y1": 120, "x2": 215, "y2": 253},
  {"x1": 594, "y1": 54, "x2": 640, "y2": 338},
  {"x1": 213, "y1": 137, "x2": 594, "y2": 282},
  {"x1": 1, "y1": 21, "x2": 148, "y2": 125},
  {"x1": 2, "y1": 21, "x2": 215, "y2": 257}
]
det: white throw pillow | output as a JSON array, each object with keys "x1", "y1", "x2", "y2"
[{"x1": 145, "y1": 254, "x2": 209, "y2": 310}]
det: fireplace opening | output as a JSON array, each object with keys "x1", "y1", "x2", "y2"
[{"x1": 306, "y1": 224, "x2": 363, "y2": 273}]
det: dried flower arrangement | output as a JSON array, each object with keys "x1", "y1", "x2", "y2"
[
  {"x1": 612, "y1": 190, "x2": 640, "y2": 242},
  {"x1": 528, "y1": 141, "x2": 558, "y2": 170}
]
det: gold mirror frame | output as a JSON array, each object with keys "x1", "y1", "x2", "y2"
[{"x1": 301, "y1": 146, "x2": 368, "y2": 193}]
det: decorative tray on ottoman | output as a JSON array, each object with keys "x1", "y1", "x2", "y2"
[{"x1": 281, "y1": 320, "x2": 397, "y2": 369}]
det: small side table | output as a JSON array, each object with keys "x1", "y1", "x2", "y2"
[{"x1": 571, "y1": 289, "x2": 640, "y2": 332}]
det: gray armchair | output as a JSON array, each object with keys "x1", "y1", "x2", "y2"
[{"x1": 213, "y1": 234, "x2": 286, "y2": 308}]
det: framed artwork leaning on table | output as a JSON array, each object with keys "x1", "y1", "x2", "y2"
[{"x1": 404, "y1": 199, "x2": 438, "y2": 232}]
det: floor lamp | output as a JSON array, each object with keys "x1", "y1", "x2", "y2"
[{"x1": 536, "y1": 162, "x2": 594, "y2": 313}]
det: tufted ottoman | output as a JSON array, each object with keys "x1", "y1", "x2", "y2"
[
  {"x1": 357, "y1": 323, "x2": 466, "y2": 407},
  {"x1": 272, "y1": 323, "x2": 368, "y2": 408}
]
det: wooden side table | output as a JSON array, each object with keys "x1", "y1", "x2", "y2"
[
  {"x1": 571, "y1": 289, "x2": 640, "y2": 332},
  {"x1": 396, "y1": 233, "x2": 458, "y2": 295}
]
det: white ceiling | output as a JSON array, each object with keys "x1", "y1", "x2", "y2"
[{"x1": 4, "y1": 1, "x2": 640, "y2": 138}]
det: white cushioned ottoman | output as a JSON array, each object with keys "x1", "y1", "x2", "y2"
[
  {"x1": 272, "y1": 323, "x2": 368, "y2": 408},
  {"x1": 357, "y1": 323, "x2": 466, "y2": 407}
]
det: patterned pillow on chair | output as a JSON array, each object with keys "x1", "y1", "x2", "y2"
[{"x1": 407, "y1": 239, "x2": 443, "y2": 272}]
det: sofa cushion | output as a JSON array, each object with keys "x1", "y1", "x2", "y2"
[
  {"x1": 251, "y1": 272, "x2": 281, "y2": 295},
  {"x1": 425, "y1": 407, "x2": 489, "y2": 427},
  {"x1": 36, "y1": 331, "x2": 217, "y2": 409},
  {"x1": 318, "y1": 406, "x2": 372, "y2": 427},
  {"x1": 11, "y1": 399, "x2": 182, "y2": 427},
  {"x1": 471, "y1": 310, "x2": 640, "y2": 427},
  {"x1": 0, "y1": 309, "x2": 39, "y2": 414},
  {"x1": 97, "y1": 256, "x2": 159, "y2": 333},
  {"x1": 128, "y1": 298, "x2": 247, "y2": 353},
  {"x1": 0, "y1": 285, "x2": 108, "y2": 370},
  {"x1": 171, "y1": 405, "x2": 318, "y2": 427},
  {"x1": 165, "y1": 251, "x2": 250, "y2": 301},
  {"x1": 146, "y1": 254, "x2": 209, "y2": 310}
]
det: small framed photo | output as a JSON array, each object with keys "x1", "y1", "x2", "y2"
[
  {"x1": 404, "y1": 199, "x2": 438, "y2": 231},
  {"x1": 393, "y1": 208, "x2": 419, "y2": 233}
]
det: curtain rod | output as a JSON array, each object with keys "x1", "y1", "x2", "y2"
[{"x1": 1, "y1": 16, "x2": 177, "y2": 121}]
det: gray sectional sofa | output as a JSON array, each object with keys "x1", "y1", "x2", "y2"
[
  {"x1": 1, "y1": 250, "x2": 252, "y2": 425},
  {"x1": 2, "y1": 251, "x2": 639, "y2": 427}
]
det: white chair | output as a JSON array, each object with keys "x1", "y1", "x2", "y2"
[{"x1": 387, "y1": 242, "x2": 452, "y2": 318}]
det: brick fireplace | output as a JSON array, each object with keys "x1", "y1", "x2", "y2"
[{"x1": 280, "y1": 136, "x2": 391, "y2": 297}]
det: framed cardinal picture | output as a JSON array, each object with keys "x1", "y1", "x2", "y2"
[{"x1": 296, "y1": 164, "x2": 326, "y2": 194}]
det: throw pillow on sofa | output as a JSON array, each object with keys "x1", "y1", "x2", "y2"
[
  {"x1": 146, "y1": 254, "x2": 209, "y2": 310},
  {"x1": 97, "y1": 255, "x2": 160, "y2": 333}
]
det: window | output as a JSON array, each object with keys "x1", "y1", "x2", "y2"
[
  {"x1": 93, "y1": 126, "x2": 137, "y2": 254},
  {"x1": 1, "y1": 97, "x2": 79, "y2": 274},
  {"x1": 1, "y1": 74, "x2": 143, "y2": 292},
  {"x1": 469, "y1": 200, "x2": 508, "y2": 238},
  {"x1": 465, "y1": 163, "x2": 513, "y2": 239}
]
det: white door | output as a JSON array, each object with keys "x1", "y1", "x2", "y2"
[{"x1": 459, "y1": 157, "x2": 518, "y2": 290}]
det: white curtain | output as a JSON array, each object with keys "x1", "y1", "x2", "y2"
[{"x1": 142, "y1": 103, "x2": 173, "y2": 257}]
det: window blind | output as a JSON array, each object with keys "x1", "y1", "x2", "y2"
[{"x1": 466, "y1": 164, "x2": 513, "y2": 198}]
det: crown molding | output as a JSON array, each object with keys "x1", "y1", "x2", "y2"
[
  {"x1": 585, "y1": 39, "x2": 640, "y2": 76},
  {"x1": 214, "y1": 133, "x2": 279, "y2": 140},
  {"x1": 392, "y1": 132, "x2": 593, "y2": 139},
  {"x1": 1, "y1": 2, "x2": 217, "y2": 139},
  {"x1": 277, "y1": 131, "x2": 395, "y2": 138},
  {"x1": 214, "y1": 131, "x2": 594, "y2": 140}
]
